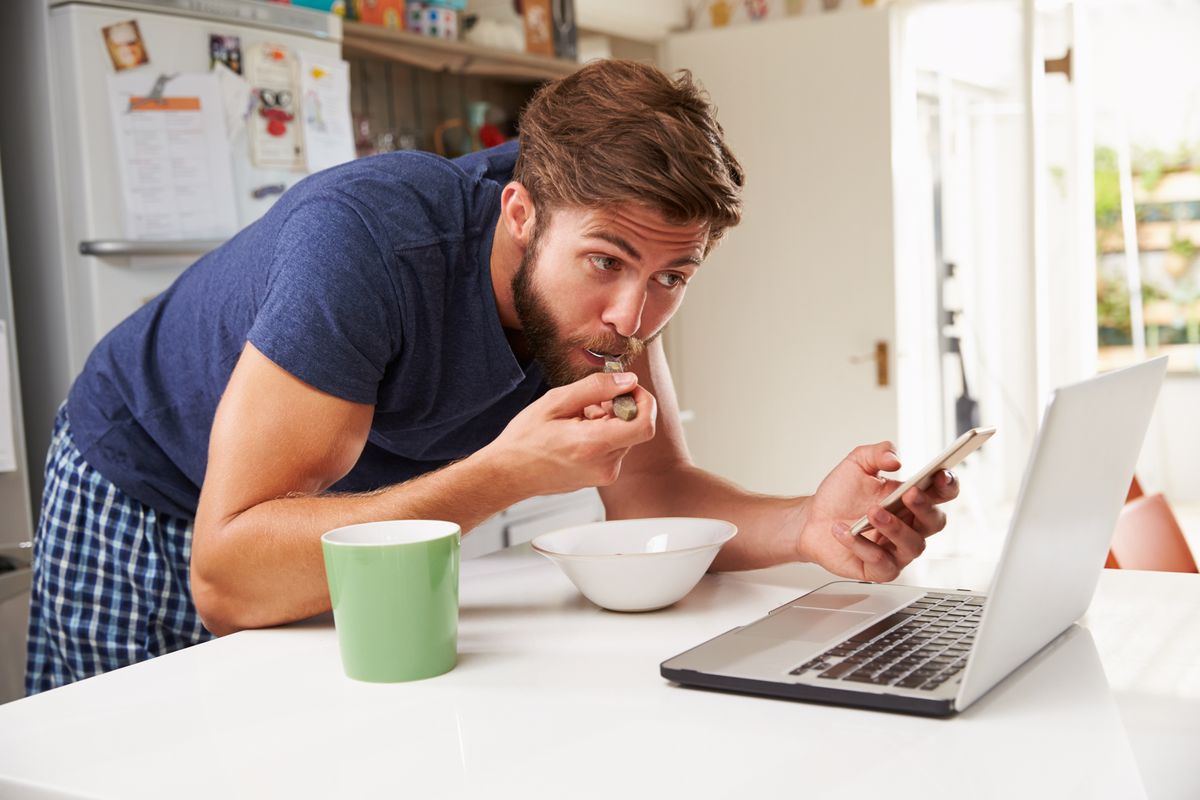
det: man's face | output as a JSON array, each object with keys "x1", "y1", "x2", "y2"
[{"x1": 512, "y1": 204, "x2": 708, "y2": 387}]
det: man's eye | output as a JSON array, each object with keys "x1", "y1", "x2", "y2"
[
  {"x1": 589, "y1": 255, "x2": 618, "y2": 271},
  {"x1": 654, "y1": 272, "x2": 686, "y2": 289}
]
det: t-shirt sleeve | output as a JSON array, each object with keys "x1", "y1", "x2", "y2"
[{"x1": 247, "y1": 196, "x2": 399, "y2": 405}]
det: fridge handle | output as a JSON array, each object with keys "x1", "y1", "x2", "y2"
[{"x1": 79, "y1": 240, "x2": 225, "y2": 258}]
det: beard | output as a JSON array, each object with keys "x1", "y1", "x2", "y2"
[{"x1": 511, "y1": 232, "x2": 660, "y2": 388}]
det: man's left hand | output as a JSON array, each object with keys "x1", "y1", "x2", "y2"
[{"x1": 792, "y1": 442, "x2": 959, "y2": 582}]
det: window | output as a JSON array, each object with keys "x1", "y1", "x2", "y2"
[{"x1": 1093, "y1": 6, "x2": 1200, "y2": 375}]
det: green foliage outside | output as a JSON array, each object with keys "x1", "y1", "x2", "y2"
[
  {"x1": 1169, "y1": 233, "x2": 1198, "y2": 259},
  {"x1": 1136, "y1": 141, "x2": 1200, "y2": 192},
  {"x1": 1094, "y1": 142, "x2": 1200, "y2": 238},
  {"x1": 1095, "y1": 143, "x2": 1200, "y2": 356},
  {"x1": 1097, "y1": 274, "x2": 1166, "y2": 336}
]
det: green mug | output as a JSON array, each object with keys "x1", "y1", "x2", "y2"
[{"x1": 321, "y1": 520, "x2": 461, "y2": 683}]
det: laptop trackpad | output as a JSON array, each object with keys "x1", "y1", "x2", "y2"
[{"x1": 737, "y1": 607, "x2": 874, "y2": 645}]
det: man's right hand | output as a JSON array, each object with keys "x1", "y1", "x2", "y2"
[{"x1": 481, "y1": 371, "x2": 658, "y2": 496}]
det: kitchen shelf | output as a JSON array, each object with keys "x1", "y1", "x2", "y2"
[{"x1": 341, "y1": 21, "x2": 579, "y2": 82}]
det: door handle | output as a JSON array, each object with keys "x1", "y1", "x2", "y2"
[
  {"x1": 1044, "y1": 47, "x2": 1072, "y2": 82},
  {"x1": 850, "y1": 340, "x2": 890, "y2": 387}
]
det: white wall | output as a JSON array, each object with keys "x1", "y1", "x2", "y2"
[
  {"x1": 575, "y1": 0, "x2": 687, "y2": 43},
  {"x1": 1140, "y1": 378, "x2": 1200, "y2": 504}
]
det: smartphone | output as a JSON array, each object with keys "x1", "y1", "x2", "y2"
[{"x1": 849, "y1": 426, "x2": 996, "y2": 537}]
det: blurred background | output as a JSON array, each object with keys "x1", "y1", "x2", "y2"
[{"x1": 0, "y1": 0, "x2": 1197, "y2": 701}]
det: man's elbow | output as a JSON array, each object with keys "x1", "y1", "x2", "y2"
[
  {"x1": 190, "y1": 571, "x2": 245, "y2": 637},
  {"x1": 190, "y1": 523, "x2": 251, "y2": 637}
]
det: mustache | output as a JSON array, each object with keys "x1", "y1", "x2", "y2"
[{"x1": 575, "y1": 332, "x2": 651, "y2": 365}]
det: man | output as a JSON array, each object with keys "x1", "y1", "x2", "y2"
[{"x1": 26, "y1": 60, "x2": 957, "y2": 694}]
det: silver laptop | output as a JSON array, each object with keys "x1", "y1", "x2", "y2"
[{"x1": 661, "y1": 358, "x2": 1168, "y2": 716}]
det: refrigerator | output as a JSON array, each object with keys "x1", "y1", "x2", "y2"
[
  {"x1": 0, "y1": 0, "x2": 346, "y2": 505},
  {"x1": 0, "y1": 152, "x2": 35, "y2": 704}
]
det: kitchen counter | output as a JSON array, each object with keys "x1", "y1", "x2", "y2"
[{"x1": 0, "y1": 544, "x2": 1197, "y2": 799}]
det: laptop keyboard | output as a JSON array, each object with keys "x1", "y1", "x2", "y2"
[{"x1": 788, "y1": 592, "x2": 986, "y2": 692}]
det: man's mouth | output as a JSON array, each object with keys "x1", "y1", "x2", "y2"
[{"x1": 584, "y1": 348, "x2": 623, "y2": 366}]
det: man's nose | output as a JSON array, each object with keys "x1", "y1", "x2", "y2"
[{"x1": 601, "y1": 283, "x2": 646, "y2": 339}]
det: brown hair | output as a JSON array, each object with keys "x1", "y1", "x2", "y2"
[{"x1": 513, "y1": 59, "x2": 744, "y2": 251}]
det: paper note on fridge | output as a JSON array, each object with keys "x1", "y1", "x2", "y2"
[
  {"x1": 106, "y1": 71, "x2": 239, "y2": 241},
  {"x1": 0, "y1": 320, "x2": 16, "y2": 473},
  {"x1": 298, "y1": 53, "x2": 354, "y2": 174},
  {"x1": 213, "y1": 62, "x2": 254, "y2": 143}
]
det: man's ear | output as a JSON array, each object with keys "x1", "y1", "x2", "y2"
[{"x1": 500, "y1": 181, "x2": 538, "y2": 249}]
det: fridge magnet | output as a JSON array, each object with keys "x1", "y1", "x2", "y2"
[
  {"x1": 258, "y1": 87, "x2": 294, "y2": 137},
  {"x1": 246, "y1": 42, "x2": 304, "y2": 170},
  {"x1": 210, "y1": 34, "x2": 242, "y2": 75},
  {"x1": 251, "y1": 183, "x2": 286, "y2": 199},
  {"x1": 127, "y1": 72, "x2": 178, "y2": 112},
  {"x1": 102, "y1": 20, "x2": 150, "y2": 71}
]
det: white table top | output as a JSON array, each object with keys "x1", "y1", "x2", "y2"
[{"x1": 1, "y1": 545, "x2": 1197, "y2": 800}]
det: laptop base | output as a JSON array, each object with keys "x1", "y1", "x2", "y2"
[{"x1": 661, "y1": 666, "x2": 957, "y2": 717}]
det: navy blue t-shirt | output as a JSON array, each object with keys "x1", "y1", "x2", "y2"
[{"x1": 67, "y1": 141, "x2": 546, "y2": 520}]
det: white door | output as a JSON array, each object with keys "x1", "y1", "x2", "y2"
[{"x1": 663, "y1": 10, "x2": 902, "y2": 495}]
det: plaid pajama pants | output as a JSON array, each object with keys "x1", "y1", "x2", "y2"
[{"x1": 25, "y1": 406, "x2": 213, "y2": 695}]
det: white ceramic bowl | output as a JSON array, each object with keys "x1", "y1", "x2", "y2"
[{"x1": 531, "y1": 518, "x2": 738, "y2": 612}]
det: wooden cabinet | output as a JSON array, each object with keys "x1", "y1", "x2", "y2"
[
  {"x1": 343, "y1": 21, "x2": 578, "y2": 80},
  {"x1": 342, "y1": 21, "x2": 578, "y2": 157}
]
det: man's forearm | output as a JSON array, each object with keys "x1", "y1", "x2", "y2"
[
  {"x1": 191, "y1": 447, "x2": 526, "y2": 635},
  {"x1": 602, "y1": 463, "x2": 808, "y2": 572}
]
